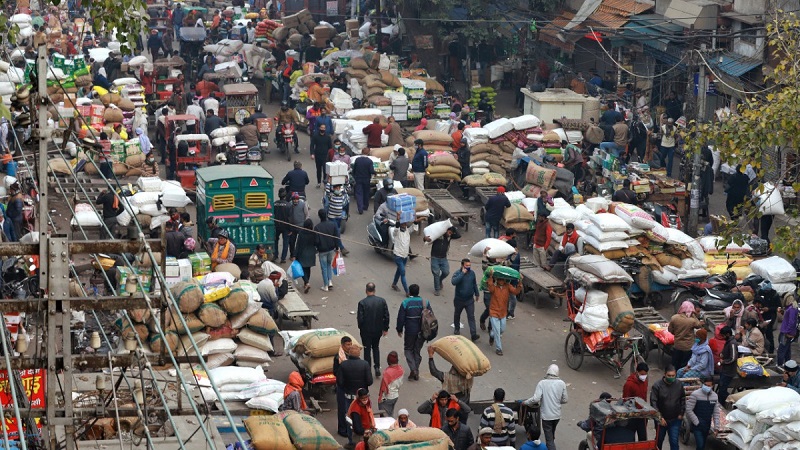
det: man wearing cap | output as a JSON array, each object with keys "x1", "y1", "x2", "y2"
[
  {"x1": 480, "y1": 388, "x2": 516, "y2": 447},
  {"x1": 410, "y1": 139, "x2": 428, "y2": 190},
  {"x1": 468, "y1": 428, "x2": 496, "y2": 450},
  {"x1": 780, "y1": 360, "x2": 800, "y2": 393},
  {"x1": 484, "y1": 187, "x2": 510, "y2": 239},
  {"x1": 390, "y1": 409, "x2": 416, "y2": 429},
  {"x1": 207, "y1": 230, "x2": 235, "y2": 270},
  {"x1": 418, "y1": 390, "x2": 471, "y2": 428},
  {"x1": 443, "y1": 408, "x2": 475, "y2": 450}
]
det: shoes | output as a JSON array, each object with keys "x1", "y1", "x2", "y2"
[
  {"x1": 316, "y1": 184, "x2": 321, "y2": 188},
  {"x1": 453, "y1": 330, "x2": 460, "y2": 335},
  {"x1": 341, "y1": 249, "x2": 350, "y2": 256},
  {"x1": 358, "y1": 210, "x2": 363, "y2": 215},
  {"x1": 507, "y1": 315, "x2": 515, "y2": 320},
  {"x1": 495, "y1": 349, "x2": 503, "y2": 356},
  {"x1": 294, "y1": 150, "x2": 300, "y2": 154},
  {"x1": 409, "y1": 370, "x2": 419, "y2": 380},
  {"x1": 480, "y1": 322, "x2": 486, "y2": 331},
  {"x1": 489, "y1": 336, "x2": 495, "y2": 346},
  {"x1": 375, "y1": 368, "x2": 381, "y2": 378},
  {"x1": 391, "y1": 285, "x2": 399, "y2": 292},
  {"x1": 471, "y1": 334, "x2": 480, "y2": 342},
  {"x1": 280, "y1": 259, "x2": 286, "y2": 264},
  {"x1": 434, "y1": 290, "x2": 440, "y2": 296},
  {"x1": 320, "y1": 286, "x2": 329, "y2": 292},
  {"x1": 304, "y1": 284, "x2": 310, "y2": 294},
  {"x1": 328, "y1": 281, "x2": 333, "y2": 288}
]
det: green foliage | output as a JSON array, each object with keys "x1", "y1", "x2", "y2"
[{"x1": 685, "y1": 12, "x2": 800, "y2": 256}]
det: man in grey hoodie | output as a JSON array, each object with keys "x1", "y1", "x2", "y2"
[{"x1": 524, "y1": 364, "x2": 568, "y2": 450}]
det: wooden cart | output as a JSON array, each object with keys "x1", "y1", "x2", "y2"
[
  {"x1": 424, "y1": 189, "x2": 471, "y2": 230},
  {"x1": 276, "y1": 283, "x2": 319, "y2": 329},
  {"x1": 518, "y1": 259, "x2": 563, "y2": 308},
  {"x1": 632, "y1": 307, "x2": 672, "y2": 361}
]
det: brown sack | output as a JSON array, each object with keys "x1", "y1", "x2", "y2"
[{"x1": 601, "y1": 284, "x2": 635, "y2": 334}]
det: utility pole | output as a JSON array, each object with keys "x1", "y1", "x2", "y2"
[
  {"x1": 687, "y1": 46, "x2": 706, "y2": 237},
  {"x1": 375, "y1": 0, "x2": 382, "y2": 53}
]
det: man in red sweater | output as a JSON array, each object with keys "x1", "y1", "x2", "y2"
[
  {"x1": 623, "y1": 362, "x2": 650, "y2": 441},
  {"x1": 362, "y1": 117, "x2": 384, "y2": 149},
  {"x1": 544, "y1": 223, "x2": 581, "y2": 271}
]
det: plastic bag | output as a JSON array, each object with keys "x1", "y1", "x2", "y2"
[
  {"x1": 290, "y1": 260, "x2": 305, "y2": 280},
  {"x1": 332, "y1": 251, "x2": 346, "y2": 276}
]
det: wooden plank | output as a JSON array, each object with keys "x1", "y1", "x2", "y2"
[
  {"x1": 519, "y1": 268, "x2": 561, "y2": 288},
  {"x1": 278, "y1": 293, "x2": 312, "y2": 313}
]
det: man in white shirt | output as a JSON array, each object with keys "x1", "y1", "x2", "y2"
[
  {"x1": 391, "y1": 221, "x2": 417, "y2": 296},
  {"x1": 185, "y1": 96, "x2": 205, "y2": 132}
]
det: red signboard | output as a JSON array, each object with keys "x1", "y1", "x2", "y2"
[{"x1": 0, "y1": 369, "x2": 45, "y2": 438}]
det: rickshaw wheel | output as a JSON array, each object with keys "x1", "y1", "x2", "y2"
[
  {"x1": 565, "y1": 331, "x2": 585, "y2": 370},
  {"x1": 578, "y1": 439, "x2": 589, "y2": 450},
  {"x1": 680, "y1": 416, "x2": 692, "y2": 444}
]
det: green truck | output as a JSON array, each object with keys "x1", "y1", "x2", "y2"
[{"x1": 196, "y1": 165, "x2": 275, "y2": 258}]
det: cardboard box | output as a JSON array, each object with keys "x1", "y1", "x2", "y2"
[
  {"x1": 393, "y1": 113, "x2": 408, "y2": 121},
  {"x1": 387, "y1": 193, "x2": 416, "y2": 212},
  {"x1": 117, "y1": 266, "x2": 152, "y2": 293},
  {"x1": 348, "y1": 29, "x2": 359, "y2": 38},
  {"x1": 392, "y1": 105, "x2": 407, "y2": 114},
  {"x1": 398, "y1": 209, "x2": 416, "y2": 223},
  {"x1": 345, "y1": 19, "x2": 360, "y2": 30},
  {"x1": 165, "y1": 257, "x2": 180, "y2": 278},
  {"x1": 188, "y1": 252, "x2": 211, "y2": 277},
  {"x1": 329, "y1": 175, "x2": 348, "y2": 186},
  {"x1": 377, "y1": 105, "x2": 393, "y2": 117},
  {"x1": 178, "y1": 259, "x2": 192, "y2": 281},
  {"x1": 326, "y1": 161, "x2": 349, "y2": 176}
]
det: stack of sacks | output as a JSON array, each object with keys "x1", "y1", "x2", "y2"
[
  {"x1": 329, "y1": 87, "x2": 354, "y2": 116},
  {"x1": 268, "y1": 9, "x2": 319, "y2": 49},
  {"x1": 461, "y1": 172, "x2": 508, "y2": 188},
  {"x1": 524, "y1": 161, "x2": 557, "y2": 197},
  {"x1": 210, "y1": 126, "x2": 240, "y2": 148},
  {"x1": 485, "y1": 140, "x2": 515, "y2": 175},
  {"x1": 724, "y1": 387, "x2": 800, "y2": 450},
  {"x1": 368, "y1": 427, "x2": 453, "y2": 450},
  {"x1": 360, "y1": 71, "x2": 402, "y2": 106},
  {"x1": 502, "y1": 202, "x2": 534, "y2": 232},
  {"x1": 568, "y1": 255, "x2": 635, "y2": 334},
  {"x1": 254, "y1": 19, "x2": 282, "y2": 43},
  {"x1": 369, "y1": 145, "x2": 416, "y2": 162},
  {"x1": 387, "y1": 193, "x2": 417, "y2": 223},
  {"x1": 750, "y1": 256, "x2": 798, "y2": 294},
  {"x1": 193, "y1": 365, "x2": 269, "y2": 403},
  {"x1": 463, "y1": 127, "x2": 489, "y2": 147},
  {"x1": 540, "y1": 130, "x2": 563, "y2": 161},
  {"x1": 203, "y1": 39, "x2": 245, "y2": 61},
  {"x1": 644, "y1": 227, "x2": 708, "y2": 285},
  {"x1": 698, "y1": 235, "x2": 753, "y2": 255},
  {"x1": 287, "y1": 328, "x2": 360, "y2": 378},
  {"x1": 427, "y1": 152, "x2": 462, "y2": 182},
  {"x1": 396, "y1": 188, "x2": 430, "y2": 217},
  {"x1": 127, "y1": 180, "x2": 193, "y2": 230},
  {"x1": 581, "y1": 212, "x2": 632, "y2": 256},
  {"x1": 573, "y1": 287, "x2": 610, "y2": 332},
  {"x1": 470, "y1": 142, "x2": 500, "y2": 175},
  {"x1": 155, "y1": 276, "x2": 280, "y2": 369},
  {"x1": 246, "y1": 410, "x2": 339, "y2": 450}
]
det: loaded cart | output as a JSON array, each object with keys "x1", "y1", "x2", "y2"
[{"x1": 632, "y1": 307, "x2": 673, "y2": 361}]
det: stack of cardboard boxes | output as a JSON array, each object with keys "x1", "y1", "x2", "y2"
[
  {"x1": 387, "y1": 193, "x2": 416, "y2": 224},
  {"x1": 326, "y1": 161, "x2": 349, "y2": 185}
]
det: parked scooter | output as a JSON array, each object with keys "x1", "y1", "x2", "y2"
[
  {"x1": 367, "y1": 217, "x2": 396, "y2": 256},
  {"x1": 670, "y1": 264, "x2": 744, "y2": 312},
  {"x1": 641, "y1": 201, "x2": 682, "y2": 230},
  {"x1": 1, "y1": 256, "x2": 39, "y2": 300}
]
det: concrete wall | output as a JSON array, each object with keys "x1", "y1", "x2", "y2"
[
  {"x1": 732, "y1": 20, "x2": 764, "y2": 58},
  {"x1": 733, "y1": 0, "x2": 765, "y2": 15}
]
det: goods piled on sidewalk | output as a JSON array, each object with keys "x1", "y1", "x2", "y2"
[
  {"x1": 245, "y1": 410, "x2": 339, "y2": 450},
  {"x1": 723, "y1": 386, "x2": 800, "y2": 450}
]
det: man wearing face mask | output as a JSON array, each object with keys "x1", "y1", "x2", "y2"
[
  {"x1": 325, "y1": 184, "x2": 350, "y2": 256},
  {"x1": 332, "y1": 139, "x2": 351, "y2": 165},
  {"x1": 141, "y1": 152, "x2": 160, "y2": 177},
  {"x1": 311, "y1": 124, "x2": 333, "y2": 188},
  {"x1": 650, "y1": 365, "x2": 685, "y2": 450},
  {"x1": 623, "y1": 362, "x2": 650, "y2": 441},
  {"x1": 685, "y1": 377, "x2": 721, "y2": 450}
]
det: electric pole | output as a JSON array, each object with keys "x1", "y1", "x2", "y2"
[{"x1": 687, "y1": 46, "x2": 706, "y2": 237}]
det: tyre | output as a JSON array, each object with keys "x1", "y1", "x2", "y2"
[
  {"x1": 672, "y1": 290, "x2": 696, "y2": 314},
  {"x1": 578, "y1": 440, "x2": 589, "y2": 450},
  {"x1": 680, "y1": 416, "x2": 692, "y2": 444},
  {"x1": 564, "y1": 331, "x2": 585, "y2": 370},
  {"x1": 645, "y1": 291, "x2": 664, "y2": 309}
]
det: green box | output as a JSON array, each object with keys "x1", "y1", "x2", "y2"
[{"x1": 188, "y1": 252, "x2": 211, "y2": 276}]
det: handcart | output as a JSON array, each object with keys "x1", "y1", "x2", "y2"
[
  {"x1": 679, "y1": 377, "x2": 704, "y2": 445},
  {"x1": 276, "y1": 283, "x2": 319, "y2": 329},
  {"x1": 165, "y1": 115, "x2": 212, "y2": 190},
  {"x1": 579, "y1": 397, "x2": 661, "y2": 450},
  {"x1": 565, "y1": 282, "x2": 646, "y2": 378},
  {"x1": 289, "y1": 354, "x2": 336, "y2": 399},
  {"x1": 632, "y1": 307, "x2": 673, "y2": 361},
  {"x1": 518, "y1": 259, "x2": 563, "y2": 308},
  {"x1": 424, "y1": 189, "x2": 471, "y2": 230}
]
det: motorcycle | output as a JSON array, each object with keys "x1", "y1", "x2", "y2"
[
  {"x1": 1, "y1": 257, "x2": 39, "y2": 300},
  {"x1": 256, "y1": 118, "x2": 272, "y2": 155},
  {"x1": 367, "y1": 218, "x2": 396, "y2": 256},
  {"x1": 641, "y1": 201, "x2": 682, "y2": 230},
  {"x1": 276, "y1": 122, "x2": 296, "y2": 161},
  {"x1": 670, "y1": 264, "x2": 743, "y2": 313},
  {"x1": 247, "y1": 147, "x2": 262, "y2": 165}
]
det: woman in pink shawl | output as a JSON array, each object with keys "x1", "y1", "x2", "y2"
[
  {"x1": 669, "y1": 300, "x2": 704, "y2": 369},
  {"x1": 414, "y1": 118, "x2": 428, "y2": 132},
  {"x1": 724, "y1": 299, "x2": 745, "y2": 330}
]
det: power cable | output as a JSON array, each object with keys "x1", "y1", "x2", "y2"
[
  {"x1": 588, "y1": 27, "x2": 688, "y2": 79},
  {"x1": 694, "y1": 49, "x2": 776, "y2": 95}
]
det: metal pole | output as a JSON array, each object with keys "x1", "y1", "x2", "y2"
[
  {"x1": 688, "y1": 48, "x2": 705, "y2": 236},
  {"x1": 376, "y1": 0, "x2": 382, "y2": 53}
]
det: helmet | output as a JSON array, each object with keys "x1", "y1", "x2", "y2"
[
  {"x1": 255, "y1": 104, "x2": 263, "y2": 113},
  {"x1": 280, "y1": 101, "x2": 288, "y2": 109},
  {"x1": 216, "y1": 153, "x2": 227, "y2": 162},
  {"x1": 382, "y1": 178, "x2": 392, "y2": 189},
  {"x1": 218, "y1": 229, "x2": 230, "y2": 239},
  {"x1": 183, "y1": 237, "x2": 196, "y2": 251}
]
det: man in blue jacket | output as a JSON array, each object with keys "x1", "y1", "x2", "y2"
[
  {"x1": 452, "y1": 258, "x2": 480, "y2": 341},
  {"x1": 484, "y1": 186, "x2": 511, "y2": 238},
  {"x1": 397, "y1": 284, "x2": 431, "y2": 381},
  {"x1": 411, "y1": 139, "x2": 428, "y2": 190},
  {"x1": 352, "y1": 149, "x2": 376, "y2": 214}
]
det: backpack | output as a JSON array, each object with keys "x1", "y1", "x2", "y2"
[{"x1": 421, "y1": 305, "x2": 438, "y2": 341}]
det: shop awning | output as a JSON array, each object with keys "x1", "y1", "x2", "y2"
[
  {"x1": 709, "y1": 51, "x2": 763, "y2": 77},
  {"x1": 622, "y1": 14, "x2": 686, "y2": 66}
]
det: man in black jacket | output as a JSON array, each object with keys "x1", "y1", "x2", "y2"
[
  {"x1": 337, "y1": 345, "x2": 373, "y2": 418},
  {"x1": 96, "y1": 189, "x2": 123, "y2": 238},
  {"x1": 443, "y1": 408, "x2": 475, "y2": 450},
  {"x1": 310, "y1": 124, "x2": 333, "y2": 188},
  {"x1": 314, "y1": 209, "x2": 340, "y2": 291},
  {"x1": 165, "y1": 221, "x2": 187, "y2": 258},
  {"x1": 357, "y1": 282, "x2": 390, "y2": 378},
  {"x1": 273, "y1": 188, "x2": 291, "y2": 263},
  {"x1": 651, "y1": 365, "x2": 685, "y2": 450}
]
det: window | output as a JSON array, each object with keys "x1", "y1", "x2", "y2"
[
  {"x1": 212, "y1": 194, "x2": 235, "y2": 211},
  {"x1": 740, "y1": 23, "x2": 757, "y2": 45},
  {"x1": 244, "y1": 193, "x2": 268, "y2": 209}
]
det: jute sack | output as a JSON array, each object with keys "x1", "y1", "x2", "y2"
[
  {"x1": 238, "y1": 327, "x2": 274, "y2": 352},
  {"x1": 100, "y1": 93, "x2": 121, "y2": 107},
  {"x1": 247, "y1": 308, "x2": 279, "y2": 336},
  {"x1": 165, "y1": 310, "x2": 205, "y2": 335},
  {"x1": 112, "y1": 163, "x2": 128, "y2": 175},
  {"x1": 428, "y1": 172, "x2": 461, "y2": 181},
  {"x1": 302, "y1": 355, "x2": 334, "y2": 375},
  {"x1": 470, "y1": 143, "x2": 494, "y2": 154},
  {"x1": 484, "y1": 173, "x2": 507, "y2": 186},
  {"x1": 350, "y1": 57, "x2": 369, "y2": 70},
  {"x1": 463, "y1": 174, "x2": 489, "y2": 187},
  {"x1": 429, "y1": 335, "x2": 491, "y2": 378},
  {"x1": 601, "y1": 284, "x2": 635, "y2": 334},
  {"x1": 425, "y1": 145, "x2": 453, "y2": 153},
  {"x1": 148, "y1": 330, "x2": 180, "y2": 353},
  {"x1": 293, "y1": 329, "x2": 358, "y2": 358},
  {"x1": 49, "y1": 157, "x2": 72, "y2": 175},
  {"x1": 369, "y1": 428, "x2": 451, "y2": 450},
  {"x1": 215, "y1": 262, "x2": 242, "y2": 279},
  {"x1": 230, "y1": 301, "x2": 262, "y2": 329},
  {"x1": 128, "y1": 308, "x2": 151, "y2": 323},
  {"x1": 503, "y1": 204, "x2": 534, "y2": 224},
  {"x1": 126, "y1": 153, "x2": 146, "y2": 167},
  {"x1": 171, "y1": 281, "x2": 204, "y2": 313},
  {"x1": 655, "y1": 253, "x2": 682, "y2": 269},
  {"x1": 377, "y1": 438, "x2": 450, "y2": 450},
  {"x1": 117, "y1": 316, "x2": 149, "y2": 342},
  {"x1": 427, "y1": 165, "x2": 460, "y2": 176},
  {"x1": 413, "y1": 130, "x2": 452, "y2": 145},
  {"x1": 244, "y1": 415, "x2": 294, "y2": 450},
  {"x1": 218, "y1": 284, "x2": 249, "y2": 314},
  {"x1": 379, "y1": 70, "x2": 402, "y2": 88},
  {"x1": 428, "y1": 154, "x2": 460, "y2": 170},
  {"x1": 489, "y1": 164, "x2": 506, "y2": 176},
  {"x1": 279, "y1": 410, "x2": 340, "y2": 450},
  {"x1": 364, "y1": 75, "x2": 387, "y2": 89},
  {"x1": 344, "y1": 67, "x2": 368, "y2": 79},
  {"x1": 525, "y1": 162, "x2": 556, "y2": 189},
  {"x1": 197, "y1": 302, "x2": 227, "y2": 328},
  {"x1": 117, "y1": 98, "x2": 135, "y2": 112}
]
